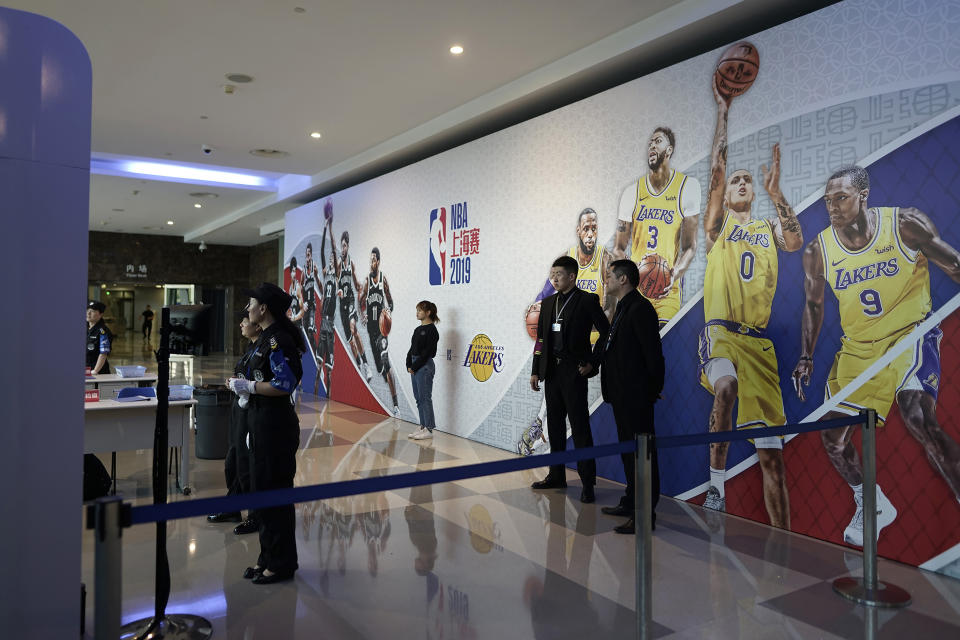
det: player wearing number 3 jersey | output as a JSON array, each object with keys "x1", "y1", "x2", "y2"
[
  {"x1": 698, "y1": 79, "x2": 803, "y2": 529},
  {"x1": 793, "y1": 165, "x2": 960, "y2": 546},
  {"x1": 615, "y1": 127, "x2": 701, "y2": 326}
]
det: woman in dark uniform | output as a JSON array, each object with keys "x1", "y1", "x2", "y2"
[
  {"x1": 86, "y1": 301, "x2": 112, "y2": 374},
  {"x1": 228, "y1": 282, "x2": 305, "y2": 584},
  {"x1": 209, "y1": 314, "x2": 262, "y2": 533}
]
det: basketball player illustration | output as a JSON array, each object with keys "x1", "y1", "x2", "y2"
[
  {"x1": 698, "y1": 79, "x2": 803, "y2": 529},
  {"x1": 792, "y1": 166, "x2": 960, "y2": 546},
  {"x1": 301, "y1": 242, "x2": 321, "y2": 357},
  {"x1": 315, "y1": 217, "x2": 338, "y2": 393},
  {"x1": 614, "y1": 127, "x2": 701, "y2": 327},
  {"x1": 330, "y1": 223, "x2": 372, "y2": 382},
  {"x1": 359, "y1": 247, "x2": 401, "y2": 418},
  {"x1": 286, "y1": 256, "x2": 306, "y2": 326},
  {"x1": 518, "y1": 208, "x2": 613, "y2": 456}
]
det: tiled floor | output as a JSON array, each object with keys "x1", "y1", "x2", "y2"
[{"x1": 81, "y1": 332, "x2": 960, "y2": 638}]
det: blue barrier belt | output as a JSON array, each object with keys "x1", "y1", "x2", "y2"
[{"x1": 129, "y1": 413, "x2": 867, "y2": 525}]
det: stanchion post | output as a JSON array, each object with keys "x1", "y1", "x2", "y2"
[
  {"x1": 832, "y1": 408, "x2": 911, "y2": 608},
  {"x1": 90, "y1": 496, "x2": 123, "y2": 640},
  {"x1": 635, "y1": 433, "x2": 652, "y2": 640}
]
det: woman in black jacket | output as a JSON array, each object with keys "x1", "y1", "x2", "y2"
[{"x1": 406, "y1": 301, "x2": 439, "y2": 440}]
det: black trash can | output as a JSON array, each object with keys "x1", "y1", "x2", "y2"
[{"x1": 195, "y1": 385, "x2": 232, "y2": 459}]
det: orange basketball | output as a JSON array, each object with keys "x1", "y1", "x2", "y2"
[
  {"x1": 715, "y1": 41, "x2": 759, "y2": 98},
  {"x1": 638, "y1": 254, "x2": 671, "y2": 299},
  {"x1": 379, "y1": 308, "x2": 392, "y2": 336},
  {"x1": 525, "y1": 306, "x2": 539, "y2": 340}
]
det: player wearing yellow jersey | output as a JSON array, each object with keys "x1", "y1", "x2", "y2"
[
  {"x1": 519, "y1": 208, "x2": 613, "y2": 456},
  {"x1": 699, "y1": 81, "x2": 803, "y2": 529},
  {"x1": 615, "y1": 127, "x2": 701, "y2": 326},
  {"x1": 792, "y1": 165, "x2": 960, "y2": 546}
]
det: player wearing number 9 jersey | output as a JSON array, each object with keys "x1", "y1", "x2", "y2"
[
  {"x1": 792, "y1": 165, "x2": 960, "y2": 546},
  {"x1": 698, "y1": 81, "x2": 803, "y2": 529},
  {"x1": 615, "y1": 127, "x2": 700, "y2": 327}
]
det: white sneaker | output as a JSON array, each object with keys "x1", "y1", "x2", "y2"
[
  {"x1": 703, "y1": 486, "x2": 726, "y2": 512},
  {"x1": 843, "y1": 486, "x2": 897, "y2": 547},
  {"x1": 392, "y1": 405, "x2": 401, "y2": 418},
  {"x1": 411, "y1": 428, "x2": 433, "y2": 440},
  {"x1": 407, "y1": 427, "x2": 423, "y2": 439},
  {"x1": 362, "y1": 362, "x2": 372, "y2": 382}
]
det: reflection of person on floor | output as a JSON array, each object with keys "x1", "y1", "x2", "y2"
[
  {"x1": 792, "y1": 165, "x2": 960, "y2": 546},
  {"x1": 526, "y1": 494, "x2": 600, "y2": 638},
  {"x1": 405, "y1": 446, "x2": 443, "y2": 637}
]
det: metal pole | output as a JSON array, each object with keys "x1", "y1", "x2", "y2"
[
  {"x1": 635, "y1": 433, "x2": 652, "y2": 640},
  {"x1": 832, "y1": 409, "x2": 911, "y2": 608},
  {"x1": 91, "y1": 496, "x2": 122, "y2": 640}
]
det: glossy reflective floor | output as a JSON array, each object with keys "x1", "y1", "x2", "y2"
[{"x1": 81, "y1": 332, "x2": 960, "y2": 639}]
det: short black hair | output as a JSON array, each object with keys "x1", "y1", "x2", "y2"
[
  {"x1": 611, "y1": 259, "x2": 640, "y2": 287},
  {"x1": 828, "y1": 165, "x2": 870, "y2": 192},
  {"x1": 371, "y1": 247, "x2": 380, "y2": 261},
  {"x1": 552, "y1": 255, "x2": 579, "y2": 276},
  {"x1": 652, "y1": 126, "x2": 676, "y2": 152},
  {"x1": 306, "y1": 242, "x2": 313, "y2": 252},
  {"x1": 341, "y1": 230, "x2": 350, "y2": 245},
  {"x1": 576, "y1": 207, "x2": 597, "y2": 226},
  {"x1": 289, "y1": 255, "x2": 298, "y2": 270}
]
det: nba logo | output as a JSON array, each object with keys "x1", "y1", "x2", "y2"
[{"x1": 429, "y1": 207, "x2": 447, "y2": 285}]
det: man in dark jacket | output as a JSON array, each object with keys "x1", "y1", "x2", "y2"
[
  {"x1": 530, "y1": 256, "x2": 610, "y2": 503},
  {"x1": 600, "y1": 259, "x2": 665, "y2": 533}
]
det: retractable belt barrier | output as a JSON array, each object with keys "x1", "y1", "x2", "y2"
[{"x1": 90, "y1": 408, "x2": 909, "y2": 640}]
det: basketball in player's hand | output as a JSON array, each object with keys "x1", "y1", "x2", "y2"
[
  {"x1": 638, "y1": 254, "x2": 671, "y2": 298},
  {"x1": 525, "y1": 303, "x2": 540, "y2": 339},
  {"x1": 379, "y1": 308, "x2": 392, "y2": 336},
  {"x1": 714, "y1": 41, "x2": 759, "y2": 98},
  {"x1": 324, "y1": 198, "x2": 333, "y2": 222}
]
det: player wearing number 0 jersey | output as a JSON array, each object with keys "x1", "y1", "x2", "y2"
[
  {"x1": 616, "y1": 127, "x2": 701, "y2": 327},
  {"x1": 698, "y1": 82, "x2": 803, "y2": 529},
  {"x1": 792, "y1": 166, "x2": 960, "y2": 547}
]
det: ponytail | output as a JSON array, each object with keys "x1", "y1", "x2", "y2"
[{"x1": 417, "y1": 300, "x2": 439, "y2": 323}]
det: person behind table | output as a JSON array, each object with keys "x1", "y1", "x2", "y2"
[
  {"x1": 208, "y1": 314, "x2": 262, "y2": 534},
  {"x1": 228, "y1": 282, "x2": 305, "y2": 584},
  {"x1": 406, "y1": 301, "x2": 440, "y2": 440},
  {"x1": 141, "y1": 304, "x2": 155, "y2": 341},
  {"x1": 86, "y1": 301, "x2": 112, "y2": 375}
]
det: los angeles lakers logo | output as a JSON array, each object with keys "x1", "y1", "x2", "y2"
[
  {"x1": 463, "y1": 504, "x2": 502, "y2": 553},
  {"x1": 462, "y1": 333, "x2": 504, "y2": 382}
]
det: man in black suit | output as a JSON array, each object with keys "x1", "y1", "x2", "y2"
[
  {"x1": 530, "y1": 255, "x2": 610, "y2": 503},
  {"x1": 600, "y1": 259, "x2": 665, "y2": 534}
]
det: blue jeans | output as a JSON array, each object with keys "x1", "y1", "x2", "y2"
[{"x1": 410, "y1": 358, "x2": 436, "y2": 431}]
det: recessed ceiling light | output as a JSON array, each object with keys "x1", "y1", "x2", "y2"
[
  {"x1": 225, "y1": 73, "x2": 254, "y2": 84},
  {"x1": 194, "y1": 203, "x2": 202, "y2": 208},
  {"x1": 450, "y1": 44, "x2": 464, "y2": 55},
  {"x1": 310, "y1": 131, "x2": 322, "y2": 139},
  {"x1": 167, "y1": 220, "x2": 175, "y2": 225}
]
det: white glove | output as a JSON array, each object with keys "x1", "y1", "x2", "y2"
[
  {"x1": 228, "y1": 377, "x2": 256, "y2": 396},
  {"x1": 237, "y1": 395, "x2": 249, "y2": 409}
]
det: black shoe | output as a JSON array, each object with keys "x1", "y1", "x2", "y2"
[
  {"x1": 252, "y1": 569, "x2": 295, "y2": 585},
  {"x1": 531, "y1": 477, "x2": 567, "y2": 490},
  {"x1": 614, "y1": 518, "x2": 635, "y2": 534},
  {"x1": 601, "y1": 504, "x2": 632, "y2": 517},
  {"x1": 580, "y1": 485, "x2": 595, "y2": 503},
  {"x1": 234, "y1": 519, "x2": 258, "y2": 535},
  {"x1": 207, "y1": 512, "x2": 242, "y2": 523},
  {"x1": 242, "y1": 566, "x2": 263, "y2": 580}
]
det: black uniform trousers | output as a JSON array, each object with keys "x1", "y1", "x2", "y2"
[
  {"x1": 543, "y1": 359, "x2": 596, "y2": 486},
  {"x1": 610, "y1": 400, "x2": 659, "y2": 515},
  {"x1": 224, "y1": 400, "x2": 255, "y2": 519},
  {"x1": 248, "y1": 396, "x2": 300, "y2": 573}
]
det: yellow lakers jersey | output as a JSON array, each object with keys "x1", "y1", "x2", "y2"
[
  {"x1": 569, "y1": 246, "x2": 604, "y2": 302},
  {"x1": 703, "y1": 212, "x2": 778, "y2": 329},
  {"x1": 819, "y1": 207, "x2": 931, "y2": 340},
  {"x1": 629, "y1": 170, "x2": 690, "y2": 267}
]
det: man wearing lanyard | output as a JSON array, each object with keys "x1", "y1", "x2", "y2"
[
  {"x1": 530, "y1": 256, "x2": 610, "y2": 503},
  {"x1": 600, "y1": 259, "x2": 665, "y2": 533},
  {"x1": 86, "y1": 301, "x2": 112, "y2": 375}
]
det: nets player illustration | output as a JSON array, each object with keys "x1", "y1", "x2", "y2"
[
  {"x1": 286, "y1": 256, "x2": 305, "y2": 327},
  {"x1": 518, "y1": 208, "x2": 614, "y2": 456},
  {"x1": 315, "y1": 218, "x2": 339, "y2": 393},
  {"x1": 698, "y1": 81, "x2": 803, "y2": 529},
  {"x1": 330, "y1": 224, "x2": 372, "y2": 382},
  {"x1": 792, "y1": 165, "x2": 960, "y2": 546},
  {"x1": 301, "y1": 242, "x2": 320, "y2": 356},
  {"x1": 359, "y1": 247, "x2": 401, "y2": 417},
  {"x1": 615, "y1": 126, "x2": 701, "y2": 327}
]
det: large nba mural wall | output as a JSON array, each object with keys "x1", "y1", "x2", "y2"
[{"x1": 285, "y1": 0, "x2": 960, "y2": 577}]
